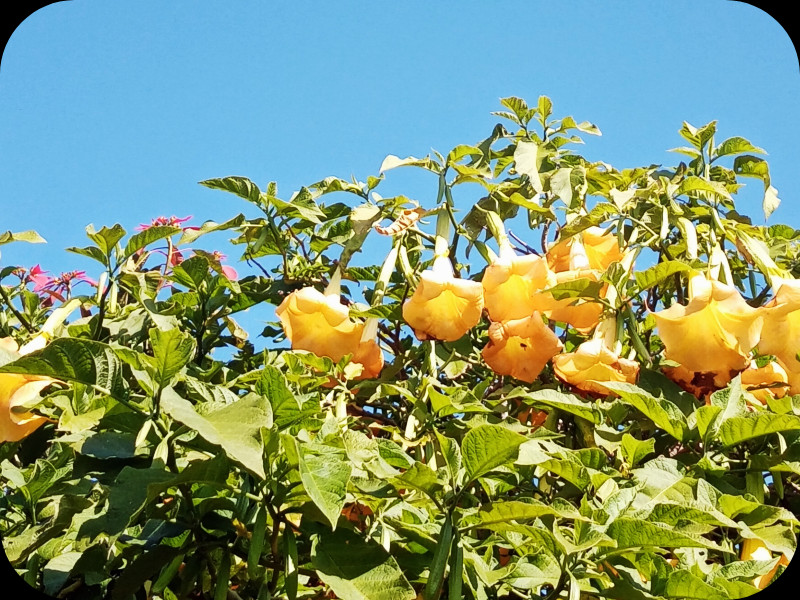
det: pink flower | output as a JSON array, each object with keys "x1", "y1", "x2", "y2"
[
  {"x1": 27, "y1": 265, "x2": 51, "y2": 292},
  {"x1": 211, "y1": 251, "x2": 238, "y2": 280},
  {"x1": 135, "y1": 215, "x2": 194, "y2": 231}
]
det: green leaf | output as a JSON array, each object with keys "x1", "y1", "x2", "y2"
[
  {"x1": 713, "y1": 136, "x2": 766, "y2": 160},
  {"x1": 513, "y1": 140, "x2": 544, "y2": 194},
  {"x1": 379, "y1": 154, "x2": 442, "y2": 174},
  {"x1": 620, "y1": 434, "x2": 656, "y2": 468},
  {"x1": 256, "y1": 365, "x2": 306, "y2": 430},
  {"x1": 124, "y1": 225, "x2": 181, "y2": 257},
  {"x1": 717, "y1": 413, "x2": 800, "y2": 447},
  {"x1": 86, "y1": 223, "x2": 126, "y2": 256},
  {"x1": 66, "y1": 245, "x2": 109, "y2": 266},
  {"x1": 0, "y1": 337, "x2": 127, "y2": 401},
  {"x1": 199, "y1": 176, "x2": 262, "y2": 204},
  {"x1": 178, "y1": 213, "x2": 246, "y2": 245},
  {"x1": 674, "y1": 176, "x2": 731, "y2": 200},
  {"x1": 508, "y1": 388, "x2": 601, "y2": 424},
  {"x1": 284, "y1": 437, "x2": 351, "y2": 529},
  {"x1": 42, "y1": 551, "x2": 85, "y2": 596},
  {"x1": 600, "y1": 382, "x2": 689, "y2": 441},
  {"x1": 311, "y1": 529, "x2": 416, "y2": 600},
  {"x1": 270, "y1": 187, "x2": 327, "y2": 223},
  {"x1": 607, "y1": 518, "x2": 722, "y2": 550},
  {"x1": 763, "y1": 185, "x2": 780, "y2": 220},
  {"x1": 145, "y1": 328, "x2": 196, "y2": 390},
  {"x1": 161, "y1": 388, "x2": 273, "y2": 478},
  {"x1": 663, "y1": 570, "x2": 728, "y2": 600},
  {"x1": 634, "y1": 261, "x2": 692, "y2": 292},
  {"x1": 423, "y1": 516, "x2": 454, "y2": 600},
  {"x1": 391, "y1": 462, "x2": 444, "y2": 502},
  {"x1": 557, "y1": 203, "x2": 617, "y2": 239},
  {"x1": 0, "y1": 229, "x2": 46, "y2": 245},
  {"x1": 247, "y1": 506, "x2": 268, "y2": 579},
  {"x1": 462, "y1": 424, "x2": 526, "y2": 482}
]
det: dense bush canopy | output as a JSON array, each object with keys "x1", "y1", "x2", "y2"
[{"x1": 1, "y1": 97, "x2": 798, "y2": 599}]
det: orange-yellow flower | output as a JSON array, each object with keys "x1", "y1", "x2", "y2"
[
  {"x1": 403, "y1": 256, "x2": 484, "y2": 342},
  {"x1": 535, "y1": 269, "x2": 606, "y2": 334},
  {"x1": 652, "y1": 275, "x2": 762, "y2": 374},
  {"x1": 741, "y1": 361, "x2": 790, "y2": 404},
  {"x1": 1, "y1": 337, "x2": 53, "y2": 443},
  {"x1": 534, "y1": 236, "x2": 606, "y2": 333},
  {"x1": 482, "y1": 252, "x2": 551, "y2": 322},
  {"x1": 740, "y1": 538, "x2": 790, "y2": 590},
  {"x1": 482, "y1": 313, "x2": 563, "y2": 383},
  {"x1": 759, "y1": 278, "x2": 800, "y2": 372},
  {"x1": 552, "y1": 337, "x2": 639, "y2": 395},
  {"x1": 547, "y1": 227, "x2": 624, "y2": 273},
  {"x1": 276, "y1": 285, "x2": 383, "y2": 379}
]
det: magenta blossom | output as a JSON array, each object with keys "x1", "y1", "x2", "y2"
[
  {"x1": 135, "y1": 215, "x2": 196, "y2": 232},
  {"x1": 211, "y1": 251, "x2": 238, "y2": 281}
]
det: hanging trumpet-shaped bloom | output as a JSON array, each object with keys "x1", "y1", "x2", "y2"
[
  {"x1": 0, "y1": 337, "x2": 55, "y2": 443},
  {"x1": 534, "y1": 238, "x2": 606, "y2": 333},
  {"x1": 653, "y1": 275, "x2": 763, "y2": 375},
  {"x1": 552, "y1": 318, "x2": 639, "y2": 395},
  {"x1": 758, "y1": 278, "x2": 800, "y2": 372},
  {"x1": 482, "y1": 313, "x2": 563, "y2": 383},
  {"x1": 482, "y1": 251, "x2": 552, "y2": 322},
  {"x1": 403, "y1": 255, "x2": 484, "y2": 342},
  {"x1": 740, "y1": 538, "x2": 790, "y2": 590},
  {"x1": 276, "y1": 273, "x2": 383, "y2": 379},
  {"x1": 741, "y1": 361, "x2": 790, "y2": 404},
  {"x1": 546, "y1": 226, "x2": 624, "y2": 273}
]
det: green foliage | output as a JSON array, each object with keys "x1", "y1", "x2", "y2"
[{"x1": 0, "y1": 96, "x2": 797, "y2": 600}]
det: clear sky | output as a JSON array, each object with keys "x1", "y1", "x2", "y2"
[{"x1": 1, "y1": 0, "x2": 798, "y2": 344}]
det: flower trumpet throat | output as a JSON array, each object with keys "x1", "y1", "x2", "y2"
[
  {"x1": 403, "y1": 255, "x2": 484, "y2": 342},
  {"x1": 482, "y1": 313, "x2": 563, "y2": 383}
]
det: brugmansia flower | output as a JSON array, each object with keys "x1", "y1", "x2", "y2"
[
  {"x1": 740, "y1": 538, "x2": 789, "y2": 590},
  {"x1": 740, "y1": 361, "x2": 790, "y2": 404},
  {"x1": 552, "y1": 318, "x2": 639, "y2": 395},
  {"x1": 653, "y1": 274, "x2": 763, "y2": 375},
  {"x1": 482, "y1": 252, "x2": 552, "y2": 322},
  {"x1": 535, "y1": 238, "x2": 605, "y2": 333},
  {"x1": 482, "y1": 313, "x2": 563, "y2": 383},
  {"x1": 0, "y1": 337, "x2": 54, "y2": 443},
  {"x1": 758, "y1": 278, "x2": 800, "y2": 372},
  {"x1": 661, "y1": 364, "x2": 734, "y2": 401},
  {"x1": 403, "y1": 255, "x2": 484, "y2": 342},
  {"x1": 276, "y1": 275, "x2": 383, "y2": 379},
  {"x1": 546, "y1": 226, "x2": 624, "y2": 273}
]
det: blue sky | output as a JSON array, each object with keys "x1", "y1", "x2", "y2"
[{"x1": 0, "y1": 0, "x2": 798, "y2": 344}]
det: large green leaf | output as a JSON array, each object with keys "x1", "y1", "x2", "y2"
[
  {"x1": 161, "y1": 388, "x2": 272, "y2": 478},
  {"x1": 717, "y1": 413, "x2": 800, "y2": 447},
  {"x1": 601, "y1": 382, "x2": 689, "y2": 442},
  {"x1": 178, "y1": 213, "x2": 246, "y2": 245},
  {"x1": 256, "y1": 365, "x2": 307, "y2": 430},
  {"x1": 662, "y1": 571, "x2": 728, "y2": 600},
  {"x1": 391, "y1": 462, "x2": 443, "y2": 503},
  {"x1": 86, "y1": 223, "x2": 126, "y2": 256},
  {"x1": 199, "y1": 176, "x2": 262, "y2": 204},
  {"x1": 634, "y1": 261, "x2": 692, "y2": 292},
  {"x1": 0, "y1": 337, "x2": 127, "y2": 401},
  {"x1": 462, "y1": 424, "x2": 526, "y2": 482},
  {"x1": 509, "y1": 388, "x2": 602, "y2": 424},
  {"x1": 124, "y1": 225, "x2": 181, "y2": 257},
  {"x1": 0, "y1": 229, "x2": 46, "y2": 245},
  {"x1": 283, "y1": 437, "x2": 351, "y2": 529},
  {"x1": 311, "y1": 529, "x2": 416, "y2": 600},
  {"x1": 606, "y1": 518, "x2": 722, "y2": 551},
  {"x1": 144, "y1": 328, "x2": 196, "y2": 390}
]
